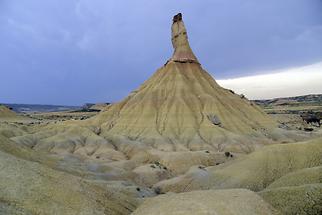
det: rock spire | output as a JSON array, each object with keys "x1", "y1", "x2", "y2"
[{"x1": 171, "y1": 13, "x2": 199, "y2": 64}]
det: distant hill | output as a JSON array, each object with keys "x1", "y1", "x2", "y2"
[
  {"x1": 254, "y1": 94, "x2": 322, "y2": 107},
  {"x1": 0, "y1": 105, "x2": 17, "y2": 117},
  {"x1": 3, "y1": 104, "x2": 80, "y2": 113}
]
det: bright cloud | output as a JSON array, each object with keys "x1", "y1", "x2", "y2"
[{"x1": 217, "y1": 62, "x2": 322, "y2": 99}]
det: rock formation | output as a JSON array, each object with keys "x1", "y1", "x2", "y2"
[
  {"x1": 170, "y1": 13, "x2": 199, "y2": 64},
  {"x1": 92, "y1": 13, "x2": 277, "y2": 152}
]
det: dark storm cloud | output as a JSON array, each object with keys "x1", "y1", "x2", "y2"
[{"x1": 0, "y1": 0, "x2": 321, "y2": 105}]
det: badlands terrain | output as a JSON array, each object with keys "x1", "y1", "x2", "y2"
[{"x1": 1, "y1": 14, "x2": 321, "y2": 215}]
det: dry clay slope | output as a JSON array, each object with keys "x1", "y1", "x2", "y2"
[
  {"x1": 152, "y1": 137, "x2": 322, "y2": 194},
  {"x1": 0, "y1": 105, "x2": 16, "y2": 118},
  {"x1": 0, "y1": 134, "x2": 140, "y2": 215},
  {"x1": 150, "y1": 137, "x2": 322, "y2": 214},
  {"x1": 92, "y1": 13, "x2": 276, "y2": 151},
  {"x1": 132, "y1": 189, "x2": 280, "y2": 215}
]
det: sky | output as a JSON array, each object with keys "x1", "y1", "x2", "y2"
[
  {"x1": 0, "y1": 0, "x2": 322, "y2": 105},
  {"x1": 218, "y1": 62, "x2": 322, "y2": 99}
]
